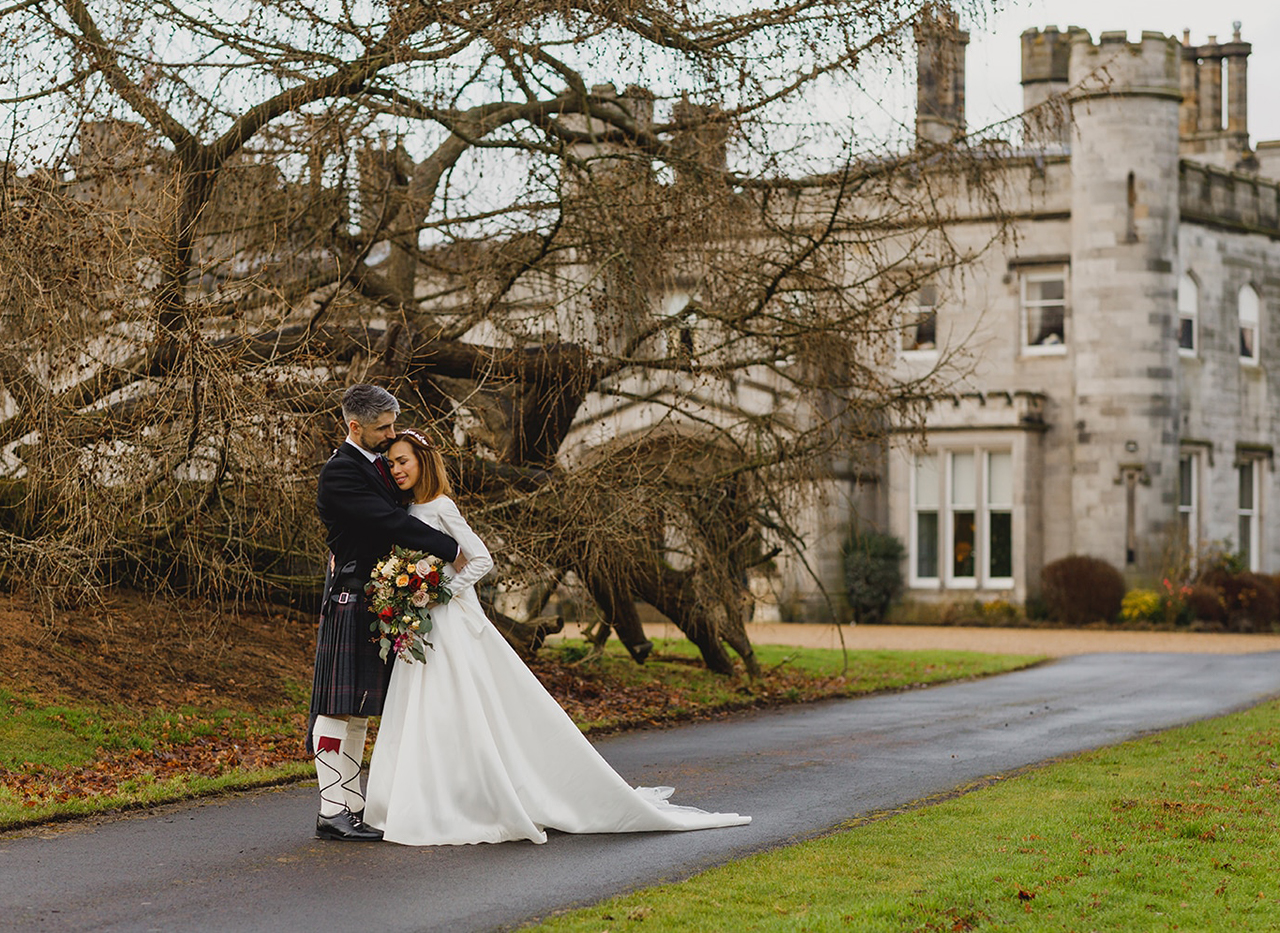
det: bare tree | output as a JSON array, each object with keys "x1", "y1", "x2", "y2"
[{"x1": 0, "y1": 0, "x2": 1008, "y2": 672}]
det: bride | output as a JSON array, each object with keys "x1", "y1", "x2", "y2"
[{"x1": 363, "y1": 428, "x2": 751, "y2": 846}]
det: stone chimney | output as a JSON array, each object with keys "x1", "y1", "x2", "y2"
[
  {"x1": 670, "y1": 98, "x2": 727, "y2": 184},
  {"x1": 1179, "y1": 24, "x2": 1255, "y2": 171},
  {"x1": 1224, "y1": 22, "x2": 1249, "y2": 136},
  {"x1": 914, "y1": 5, "x2": 968, "y2": 145}
]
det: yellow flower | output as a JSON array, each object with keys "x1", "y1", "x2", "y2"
[
  {"x1": 395, "y1": 573, "x2": 410, "y2": 588},
  {"x1": 410, "y1": 621, "x2": 420, "y2": 631}
]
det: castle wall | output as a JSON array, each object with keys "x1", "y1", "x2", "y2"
[{"x1": 1177, "y1": 219, "x2": 1280, "y2": 567}]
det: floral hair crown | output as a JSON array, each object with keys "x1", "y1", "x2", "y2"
[{"x1": 398, "y1": 428, "x2": 433, "y2": 449}]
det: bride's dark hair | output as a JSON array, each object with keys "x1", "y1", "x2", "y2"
[{"x1": 392, "y1": 429, "x2": 452, "y2": 503}]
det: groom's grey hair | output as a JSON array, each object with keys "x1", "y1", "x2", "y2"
[{"x1": 341, "y1": 384, "x2": 399, "y2": 424}]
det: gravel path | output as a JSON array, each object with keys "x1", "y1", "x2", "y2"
[{"x1": 622, "y1": 621, "x2": 1280, "y2": 656}]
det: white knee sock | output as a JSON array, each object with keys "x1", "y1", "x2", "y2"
[
  {"x1": 312, "y1": 715, "x2": 349, "y2": 817},
  {"x1": 343, "y1": 717, "x2": 370, "y2": 814}
]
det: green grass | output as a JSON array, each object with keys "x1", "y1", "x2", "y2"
[
  {"x1": 547, "y1": 639, "x2": 1040, "y2": 733},
  {"x1": 0, "y1": 646, "x2": 1039, "y2": 830},
  {"x1": 0, "y1": 762, "x2": 315, "y2": 827},
  {"x1": 525, "y1": 698, "x2": 1280, "y2": 932},
  {"x1": 0, "y1": 686, "x2": 314, "y2": 828}
]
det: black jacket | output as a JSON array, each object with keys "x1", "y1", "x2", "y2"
[{"x1": 316, "y1": 442, "x2": 459, "y2": 588}]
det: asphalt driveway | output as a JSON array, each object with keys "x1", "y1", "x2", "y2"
[{"x1": 2, "y1": 650, "x2": 1278, "y2": 932}]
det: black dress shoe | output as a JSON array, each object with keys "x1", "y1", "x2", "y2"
[{"x1": 316, "y1": 809, "x2": 383, "y2": 841}]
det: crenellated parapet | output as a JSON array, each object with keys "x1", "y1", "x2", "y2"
[
  {"x1": 1068, "y1": 30, "x2": 1181, "y2": 102},
  {"x1": 1179, "y1": 160, "x2": 1280, "y2": 237}
]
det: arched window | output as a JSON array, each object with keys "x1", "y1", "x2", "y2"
[
  {"x1": 1239, "y1": 284, "x2": 1259, "y2": 363},
  {"x1": 1177, "y1": 273, "x2": 1198, "y2": 354}
]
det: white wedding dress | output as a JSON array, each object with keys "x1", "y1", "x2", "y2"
[{"x1": 363, "y1": 496, "x2": 751, "y2": 846}]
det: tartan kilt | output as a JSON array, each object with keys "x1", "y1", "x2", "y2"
[{"x1": 308, "y1": 591, "x2": 392, "y2": 722}]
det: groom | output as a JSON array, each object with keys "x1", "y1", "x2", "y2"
[{"x1": 310, "y1": 383, "x2": 459, "y2": 841}]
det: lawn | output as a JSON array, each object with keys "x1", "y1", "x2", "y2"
[{"x1": 526, "y1": 697, "x2": 1280, "y2": 931}]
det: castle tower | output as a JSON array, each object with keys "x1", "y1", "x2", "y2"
[
  {"x1": 1067, "y1": 30, "x2": 1182, "y2": 573},
  {"x1": 914, "y1": 6, "x2": 968, "y2": 145}
]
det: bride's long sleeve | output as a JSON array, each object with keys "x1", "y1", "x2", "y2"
[{"x1": 435, "y1": 497, "x2": 494, "y2": 591}]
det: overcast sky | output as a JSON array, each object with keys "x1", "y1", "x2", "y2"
[{"x1": 963, "y1": 0, "x2": 1280, "y2": 144}]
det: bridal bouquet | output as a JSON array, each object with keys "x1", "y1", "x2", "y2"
[{"x1": 365, "y1": 547, "x2": 453, "y2": 662}]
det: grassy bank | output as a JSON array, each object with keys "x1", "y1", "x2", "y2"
[
  {"x1": 0, "y1": 641, "x2": 1039, "y2": 830},
  {"x1": 528, "y1": 697, "x2": 1280, "y2": 931}
]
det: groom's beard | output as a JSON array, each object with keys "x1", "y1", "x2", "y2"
[{"x1": 368, "y1": 437, "x2": 394, "y2": 453}]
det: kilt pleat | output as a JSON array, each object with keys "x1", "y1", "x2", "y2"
[{"x1": 308, "y1": 594, "x2": 392, "y2": 725}]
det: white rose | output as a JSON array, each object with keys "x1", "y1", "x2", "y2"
[{"x1": 411, "y1": 589, "x2": 430, "y2": 607}]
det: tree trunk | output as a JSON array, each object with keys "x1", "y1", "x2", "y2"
[
  {"x1": 636, "y1": 565, "x2": 736, "y2": 675},
  {"x1": 584, "y1": 572, "x2": 654, "y2": 663}
]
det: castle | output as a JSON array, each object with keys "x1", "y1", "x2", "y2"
[
  {"x1": 852, "y1": 20, "x2": 1280, "y2": 608},
  {"x1": 27, "y1": 17, "x2": 1280, "y2": 624}
]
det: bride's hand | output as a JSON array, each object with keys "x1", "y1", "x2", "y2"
[{"x1": 451, "y1": 555, "x2": 468, "y2": 575}]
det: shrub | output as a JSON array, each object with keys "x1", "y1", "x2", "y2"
[
  {"x1": 937, "y1": 599, "x2": 985, "y2": 626},
  {"x1": 1120, "y1": 588, "x2": 1162, "y2": 623},
  {"x1": 1039, "y1": 555, "x2": 1126, "y2": 626},
  {"x1": 842, "y1": 526, "x2": 905, "y2": 624},
  {"x1": 1023, "y1": 591, "x2": 1051, "y2": 621},
  {"x1": 980, "y1": 598, "x2": 1020, "y2": 624},
  {"x1": 1184, "y1": 583, "x2": 1226, "y2": 625},
  {"x1": 1196, "y1": 568, "x2": 1279, "y2": 632}
]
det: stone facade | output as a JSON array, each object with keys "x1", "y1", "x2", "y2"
[{"x1": 874, "y1": 24, "x2": 1280, "y2": 607}]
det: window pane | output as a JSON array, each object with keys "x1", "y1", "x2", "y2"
[
  {"x1": 1241, "y1": 325, "x2": 1256, "y2": 359},
  {"x1": 952, "y1": 512, "x2": 975, "y2": 578},
  {"x1": 1027, "y1": 306, "x2": 1065, "y2": 346},
  {"x1": 1239, "y1": 516, "x2": 1252, "y2": 570},
  {"x1": 916, "y1": 512, "x2": 939, "y2": 578},
  {"x1": 951, "y1": 452, "x2": 975, "y2": 507},
  {"x1": 1239, "y1": 284, "x2": 1259, "y2": 325},
  {"x1": 1178, "y1": 456, "x2": 1193, "y2": 509},
  {"x1": 1178, "y1": 273, "x2": 1198, "y2": 314},
  {"x1": 1178, "y1": 317, "x2": 1194, "y2": 350},
  {"x1": 1239, "y1": 463, "x2": 1254, "y2": 511},
  {"x1": 989, "y1": 511, "x2": 1012, "y2": 578},
  {"x1": 915, "y1": 454, "x2": 939, "y2": 507},
  {"x1": 903, "y1": 310, "x2": 937, "y2": 351},
  {"x1": 987, "y1": 451, "x2": 1012, "y2": 507},
  {"x1": 1027, "y1": 279, "x2": 1064, "y2": 302}
]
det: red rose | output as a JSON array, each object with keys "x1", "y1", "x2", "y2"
[
  {"x1": 426, "y1": 571, "x2": 440, "y2": 585},
  {"x1": 408, "y1": 575, "x2": 422, "y2": 590},
  {"x1": 379, "y1": 606, "x2": 395, "y2": 620}
]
